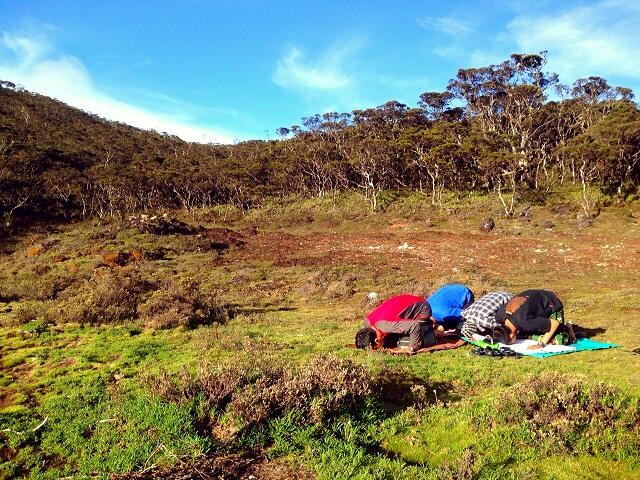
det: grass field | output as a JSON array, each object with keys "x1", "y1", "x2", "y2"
[{"x1": 1, "y1": 191, "x2": 639, "y2": 479}]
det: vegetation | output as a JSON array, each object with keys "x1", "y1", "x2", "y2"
[
  {"x1": 1, "y1": 51, "x2": 640, "y2": 479},
  {"x1": 1, "y1": 192, "x2": 639, "y2": 478},
  {"x1": 1, "y1": 52, "x2": 639, "y2": 232}
]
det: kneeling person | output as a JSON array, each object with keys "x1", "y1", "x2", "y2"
[
  {"x1": 355, "y1": 294, "x2": 436, "y2": 352},
  {"x1": 427, "y1": 283, "x2": 474, "y2": 330},
  {"x1": 493, "y1": 289, "x2": 575, "y2": 348},
  {"x1": 458, "y1": 291, "x2": 513, "y2": 339}
]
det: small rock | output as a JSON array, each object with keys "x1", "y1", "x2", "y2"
[
  {"x1": 519, "y1": 208, "x2": 530, "y2": 218},
  {"x1": 364, "y1": 292, "x2": 381, "y2": 307},
  {"x1": 366, "y1": 292, "x2": 379, "y2": 302},
  {"x1": 479, "y1": 218, "x2": 495, "y2": 232},
  {"x1": 542, "y1": 220, "x2": 555, "y2": 229}
]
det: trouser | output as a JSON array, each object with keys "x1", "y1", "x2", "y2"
[{"x1": 398, "y1": 324, "x2": 437, "y2": 349}]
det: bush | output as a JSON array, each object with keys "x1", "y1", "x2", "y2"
[
  {"x1": 53, "y1": 268, "x2": 153, "y2": 325},
  {"x1": 4, "y1": 301, "x2": 51, "y2": 326},
  {"x1": 138, "y1": 279, "x2": 229, "y2": 329},
  {"x1": 227, "y1": 355, "x2": 372, "y2": 429},
  {"x1": 498, "y1": 372, "x2": 640, "y2": 457},
  {"x1": 143, "y1": 355, "x2": 374, "y2": 442},
  {"x1": 0, "y1": 268, "x2": 78, "y2": 302}
]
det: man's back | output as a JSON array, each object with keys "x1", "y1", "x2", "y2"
[{"x1": 427, "y1": 284, "x2": 474, "y2": 325}]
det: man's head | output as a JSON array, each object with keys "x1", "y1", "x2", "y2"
[
  {"x1": 355, "y1": 327, "x2": 376, "y2": 349},
  {"x1": 492, "y1": 320, "x2": 517, "y2": 344}
]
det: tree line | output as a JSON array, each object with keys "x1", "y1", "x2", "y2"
[{"x1": 1, "y1": 51, "x2": 639, "y2": 227}]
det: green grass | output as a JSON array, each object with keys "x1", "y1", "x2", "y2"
[{"x1": 1, "y1": 191, "x2": 640, "y2": 478}]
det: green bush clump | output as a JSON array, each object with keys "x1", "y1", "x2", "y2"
[
  {"x1": 138, "y1": 279, "x2": 229, "y2": 329},
  {"x1": 498, "y1": 372, "x2": 640, "y2": 459},
  {"x1": 143, "y1": 354, "x2": 373, "y2": 442},
  {"x1": 53, "y1": 268, "x2": 153, "y2": 325}
]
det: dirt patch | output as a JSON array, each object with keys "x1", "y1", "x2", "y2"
[
  {"x1": 113, "y1": 451, "x2": 314, "y2": 480},
  {"x1": 53, "y1": 357, "x2": 76, "y2": 368},
  {"x1": 225, "y1": 228, "x2": 640, "y2": 281}
]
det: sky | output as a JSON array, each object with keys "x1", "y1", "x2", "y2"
[{"x1": 0, "y1": 0, "x2": 639, "y2": 144}]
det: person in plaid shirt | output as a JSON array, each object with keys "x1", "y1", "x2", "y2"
[{"x1": 458, "y1": 291, "x2": 513, "y2": 339}]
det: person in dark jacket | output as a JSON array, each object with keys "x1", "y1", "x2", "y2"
[
  {"x1": 493, "y1": 289, "x2": 575, "y2": 348},
  {"x1": 355, "y1": 294, "x2": 437, "y2": 352}
]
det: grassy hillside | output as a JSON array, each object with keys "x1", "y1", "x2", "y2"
[{"x1": 1, "y1": 191, "x2": 639, "y2": 479}]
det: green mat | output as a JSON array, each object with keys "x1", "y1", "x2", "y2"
[
  {"x1": 528, "y1": 338, "x2": 619, "y2": 358},
  {"x1": 464, "y1": 337, "x2": 619, "y2": 358}
]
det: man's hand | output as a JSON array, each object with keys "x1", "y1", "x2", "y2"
[{"x1": 527, "y1": 344, "x2": 543, "y2": 350}]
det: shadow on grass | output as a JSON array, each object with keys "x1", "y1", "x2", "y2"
[
  {"x1": 572, "y1": 324, "x2": 607, "y2": 338},
  {"x1": 232, "y1": 305, "x2": 297, "y2": 315},
  {"x1": 374, "y1": 367, "x2": 459, "y2": 410}
]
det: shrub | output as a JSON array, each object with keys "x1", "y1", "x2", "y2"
[
  {"x1": 53, "y1": 268, "x2": 153, "y2": 325},
  {"x1": 227, "y1": 355, "x2": 372, "y2": 429},
  {"x1": 0, "y1": 268, "x2": 78, "y2": 301},
  {"x1": 4, "y1": 301, "x2": 50, "y2": 326},
  {"x1": 142, "y1": 361, "x2": 257, "y2": 412},
  {"x1": 143, "y1": 355, "x2": 374, "y2": 441},
  {"x1": 498, "y1": 372, "x2": 640, "y2": 457},
  {"x1": 138, "y1": 279, "x2": 229, "y2": 329}
]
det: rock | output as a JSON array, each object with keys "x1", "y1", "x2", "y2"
[
  {"x1": 479, "y1": 218, "x2": 495, "y2": 232},
  {"x1": 366, "y1": 292, "x2": 379, "y2": 303},
  {"x1": 542, "y1": 220, "x2": 555, "y2": 229},
  {"x1": 518, "y1": 205, "x2": 531, "y2": 218}
]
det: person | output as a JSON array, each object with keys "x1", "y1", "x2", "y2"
[
  {"x1": 458, "y1": 291, "x2": 513, "y2": 339},
  {"x1": 493, "y1": 289, "x2": 576, "y2": 349},
  {"x1": 355, "y1": 294, "x2": 437, "y2": 352},
  {"x1": 426, "y1": 283, "x2": 474, "y2": 330}
]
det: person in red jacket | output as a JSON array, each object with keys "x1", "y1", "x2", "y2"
[{"x1": 355, "y1": 294, "x2": 437, "y2": 352}]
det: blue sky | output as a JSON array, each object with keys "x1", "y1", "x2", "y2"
[{"x1": 1, "y1": 0, "x2": 639, "y2": 143}]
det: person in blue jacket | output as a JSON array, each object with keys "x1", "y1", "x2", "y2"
[{"x1": 427, "y1": 283, "x2": 474, "y2": 330}]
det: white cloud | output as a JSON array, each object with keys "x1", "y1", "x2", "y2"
[
  {"x1": 417, "y1": 16, "x2": 472, "y2": 36},
  {"x1": 0, "y1": 32, "x2": 237, "y2": 144},
  {"x1": 1, "y1": 32, "x2": 51, "y2": 66},
  {"x1": 274, "y1": 40, "x2": 363, "y2": 91},
  {"x1": 507, "y1": 1, "x2": 640, "y2": 83}
]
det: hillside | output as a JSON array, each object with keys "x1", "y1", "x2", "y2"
[
  {"x1": 2, "y1": 51, "x2": 640, "y2": 232},
  {"x1": 1, "y1": 50, "x2": 640, "y2": 479}
]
